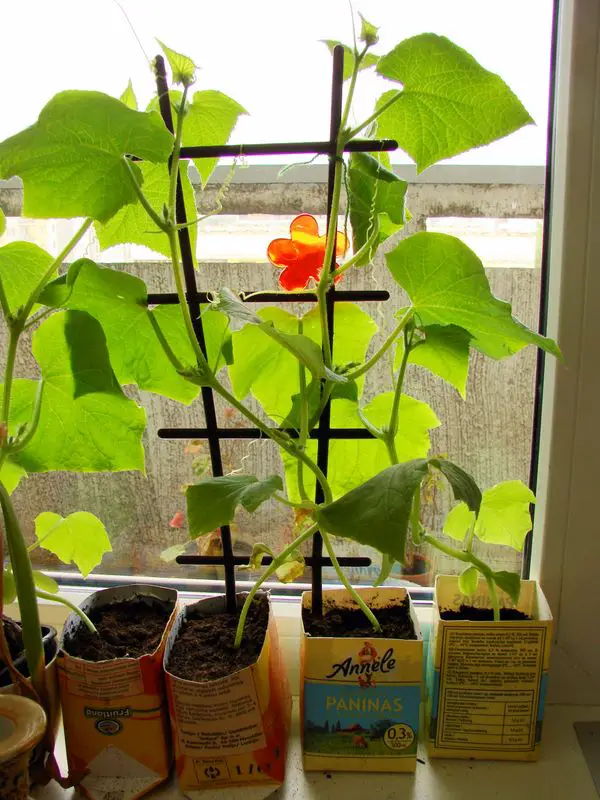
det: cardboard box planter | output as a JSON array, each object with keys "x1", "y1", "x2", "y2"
[
  {"x1": 301, "y1": 587, "x2": 423, "y2": 773},
  {"x1": 57, "y1": 585, "x2": 178, "y2": 800},
  {"x1": 164, "y1": 591, "x2": 291, "y2": 795},
  {"x1": 427, "y1": 575, "x2": 553, "y2": 761}
]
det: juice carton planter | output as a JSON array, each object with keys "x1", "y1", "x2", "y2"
[
  {"x1": 427, "y1": 575, "x2": 553, "y2": 761},
  {"x1": 301, "y1": 587, "x2": 423, "y2": 774},
  {"x1": 164, "y1": 591, "x2": 291, "y2": 796},
  {"x1": 58, "y1": 585, "x2": 178, "y2": 800}
]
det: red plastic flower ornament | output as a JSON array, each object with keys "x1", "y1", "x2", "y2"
[
  {"x1": 267, "y1": 214, "x2": 349, "y2": 291},
  {"x1": 169, "y1": 511, "x2": 185, "y2": 529}
]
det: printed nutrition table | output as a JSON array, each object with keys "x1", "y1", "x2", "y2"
[{"x1": 436, "y1": 626, "x2": 547, "y2": 751}]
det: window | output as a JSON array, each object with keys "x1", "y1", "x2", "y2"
[{"x1": 0, "y1": 1, "x2": 556, "y2": 593}]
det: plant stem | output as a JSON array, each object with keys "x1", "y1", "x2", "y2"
[
  {"x1": 273, "y1": 493, "x2": 315, "y2": 511},
  {"x1": 211, "y1": 381, "x2": 333, "y2": 504},
  {"x1": 168, "y1": 86, "x2": 189, "y2": 218},
  {"x1": 347, "y1": 90, "x2": 403, "y2": 140},
  {"x1": 146, "y1": 311, "x2": 186, "y2": 373},
  {"x1": 233, "y1": 523, "x2": 318, "y2": 648},
  {"x1": 297, "y1": 320, "x2": 310, "y2": 503},
  {"x1": 485, "y1": 574, "x2": 501, "y2": 622},
  {"x1": 332, "y1": 225, "x2": 379, "y2": 277},
  {"x1": 322, "y1": 532, "x2": 381, "y2": 632},
  {"x1": 123, "y1": 158, "x2": 169, "y2": 232},
  {"x1": 167, "y1": 227, "x2": 211, "y2": 371},
  {"x1": 384, "y1": 327, "x2": 412, "y2": 463},
  {"x1": 345, "y1": 308, "x2": 413, "y2": 382},
  {"x1": 21, "y1": 218, "x2": 93, "y2": 321},
  {"x1": 35, "y1": 590, "x2": 97, "y2": 633},
  {"x1": 0, "y1": 483, "x2": 46, "y2": 698},
  {"x1": 0, "y1": 277, "x2": 11, "y2": 323},
  {"x1": 2, "y1": 325, "x2": 20, "y2": 426},
  {"x1": 10, "y1": 380, "x2": 44, "y2": 453}
]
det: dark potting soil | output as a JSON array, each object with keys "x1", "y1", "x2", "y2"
[
  {"x1": 440, "y1": 605, "x2": 531, "y2": 621},
  {"x1": 64, "y1": 599, "x2": 172, "y2": 662},
  {"x1": 303, "y1": 595, "x2": 417, "y2": 639},
  {"x1": 167, "y1": 594, "x2": 269, "y2": 682}
]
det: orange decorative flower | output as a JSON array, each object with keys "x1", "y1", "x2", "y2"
[
  {"x1": 267, "y1": 214, "x2": 349, "y2": 291},
  {"x1": 169, "y1": 511, "x2": 185, "y2": 529}
]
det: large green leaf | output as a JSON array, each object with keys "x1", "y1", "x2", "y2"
[
  {"x1": 230, "y1": 306, "x2": 300, "y2": 421},
  {"x1": 0, "y1": 91, "x2": 173, "y2": 221},
  {"x1": 34, "y1": 511, "x2": 111, "y2": 577},
  {"x1": 443, "y1": 480, "x2": 535, "y2": 551},
  {"x1": 41, "y1": 259, "x2": 199, "y2": 403},
  {"x1": 217, "y1": 290, "x2": 342, "y2": 385},
  {"x1": 385, "y1": 232, "x2": 560, "y2": 359},
  {"x1": 458, "y1": 565, "x2": 479, "y2": 597},
  {"x1": 6, "y1": 311, "x2": 146, "y2": 473},
  {"x1": 375, "y1": 34, "x2": 533, "y2": 171},
  {"x1": 186, "y1": 474, "x2": 283, "y2": 538},
  {"x1": 316, "y1": 460, "x2": 431, "y2": 563},
  {"x1": 95, "y1": 163, "x2": 197, "y2": 261},
  {"x1": 347, "y1": 152, "x2": 408, "y2": 265},
  {"x1": 0, "y1": 242, "x2": 54, "y2": 317},
  {"x1": 395, "y1": 324, "x2": 471, "y2": 398},
  {"x1": 493, "y1": 570, "x2": 521, "y2": 605},
  {"x1": 321, "y1": 41, "x2": 379, "y2": 82},
  {"x1": 183, "y1": 91, "x2": 246, "y2": 186}
]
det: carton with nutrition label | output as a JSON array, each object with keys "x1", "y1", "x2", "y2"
[{"x1": 427, "y1": 575, "x2": 553, "y2": 761}]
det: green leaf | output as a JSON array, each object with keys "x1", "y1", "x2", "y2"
[
  {"x1": 316, "y1": 460, "x2": 431, "y2": 563},
  {"x1": 184, "y1": 91, "x2": 246, "y2": 186},
  {"x1": 0, "y1": 459, "x2": 26, "y2": 495},
  {"x1": 443, "y1": 501, "x2": 475, "y2": 542},
  {"x1": 430, "y1": 458, "x2": 482, "y2": 514},
  {"x1": 34, "y1": 511, "x2": 112, "y2": 577},
  {"x1": 216, "y1": 290, "x2": 342, "y2": 384},
  {"x1": 43, "y1": 259, "x2": 233, "y2": 399},
  {"x1": 160, "y1": 543, "x2": 188, "y2": 562},
  {"x1": 458, "y1": 565, "x2": 479, "y2": 597},
  {"x1": 95, "y1": 162, "x2": 197, "y2": 262},
  {"x1": 120, "y1": 80, "x2": 138, "y2": 110},
  {"x1": 0, "y1": 242, "x2": 54, "y2": 317},
  {"x1": 186, "y1": 474, "x2": 283, "y2": 539},
  {"x1": 474, "y1": 480, "x2": 535, "y2": 550},
  {"x1": 3, "y1": 569, "x2": 16, "y2": 605},
  {"x1": 395, "y1": 324, "x2": 471, "y2": 398},
  {"x1": 385, "y1": 232, "x2": 560, "y2": 359},
  {"x1": 0, "y1": 91, "x2": 173, "y2": 221},
  {"x1": 493, "y1": 570, "x2": 522, "y2": 605},
  {"x1": 0, "y1": 208, "x2": 5, "y2": 237},
  {"x1": 6, "y1": 310, "x2": 146, "y2": 472},
  {"x1": 32, "y1": 570, "x2": 59, "y2": 594},
  {"x1": 347, "y1": 152, "x2": 408, "y2": 266},
  {"x1": 157, "y1": 40, "x2": 197, "y2": 86},
  {"x1": 322, "y1": 41, "x2": 379, "y2": 82},
  {"x1": 363, "y1": 393, "x2": 440, "y2": 462},
  {"x1": 41, "y1": 260, "x2": 198, "y2": 403},
  {"x1": 358, "y1": 13, "x2": 379, "y2": 47},
  {"x1": 444, "y1": 480, "x2": 535, "y2": 551},
  {"x1": 375, "y1": 34, "x2": 533, "y2": 172},
  {"x1": 375, "y1": 553, "x2": 395, "y2": 587}
]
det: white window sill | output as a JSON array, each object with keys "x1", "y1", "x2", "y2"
[{"x1": 31, "y1": 699, "x2": 600, "y2": 800}]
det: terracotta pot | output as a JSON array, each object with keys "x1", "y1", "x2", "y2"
[
  {"x1": 0, "y1": 626, "x2": 60, "y2": 780},
  {"x1": 0, "y1": 694, "x2": 46, "y2": 799}
]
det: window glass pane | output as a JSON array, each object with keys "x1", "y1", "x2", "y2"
[{"x1": 0, "y1": 1, "x2": 554, "y2": 592}]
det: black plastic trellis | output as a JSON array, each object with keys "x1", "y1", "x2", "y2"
[{"x1": 151, "y1": 49, "x2": 397, "y2": 616}]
